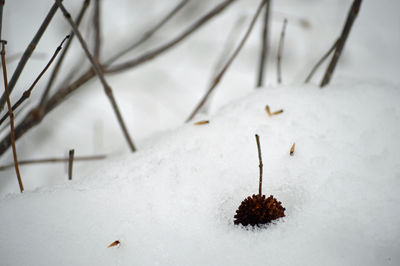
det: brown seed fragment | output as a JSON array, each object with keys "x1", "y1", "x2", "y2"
[
  {"x1": 107, "y1": 240, "x2": 120, "y2": 248},
  {"x1": 290, "y1": 142, "x2": 295, "y2": 156},
  {"x1": 271, "y1": 109, "x2": 284, "y2": 115},
  {"x1": 265, "y1": 105, "x2": 272, "y2": 116},
  {"x1": 194, "y1": 120, "x2": 209, "y2": 125}
]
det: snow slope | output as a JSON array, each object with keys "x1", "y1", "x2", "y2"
[{"x1": 1, "y1": 82, "x2": 399, "y2": 265}]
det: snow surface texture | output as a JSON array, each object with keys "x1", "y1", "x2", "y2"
[
  {"x1": 1, "y1": 83, "x2": 400, "y2": 265},
  {"x1": 1, "y1": 0, "x2": 400, "y2": 265}
]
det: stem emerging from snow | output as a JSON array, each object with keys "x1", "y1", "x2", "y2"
[
  {"x1": 1, "y1": 41, "x2": 24, "y2": 193},
  {"x1": 277, "y1": 18, "x2": 287, "y2": 84},
  {"x1": 55, "y1": 0, "x2": 136, "y2": 152},
  {"x1": 256, "y1": 0, "x2": 271, "y2": 88},
  {"x1": 68, "y1": 149, "x2": 74, "y2": 180},
  {"x1": 255, "y1": 134, "x2": 263, "y2": 196},
  {"x1": 320, "y1": 0, "x2": 362, "y2": 88},
  {"x1": 186, "y1": 0, "x2": 267, "y2": 122}
]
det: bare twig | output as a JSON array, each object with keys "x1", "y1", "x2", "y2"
[
  {"x1": 2, "y1": 52, "x2": 47, "y2": 66},
  {"x1": 0, "y1": 35, "x2": 70, "y2": 126},
  {"x1": 93, "y1": 0, "x2": 101, "y2": 61},
  {"x1": 0, "y1": 2, "x2": 60, "y2": 112},
  {"x1": 202, "y1": 15, "x2": 246, "y2": 114},
  {"x1": 105, "y1": 0, "x2": 189, "y2": 66},
  {"x1": 210, "y1": 15, "x2": 246, "y2": 78},
  {"x1": 320, "y1": 0, "x2": 362, "y2": 88},
  {"x1": 277, "y1": 18, "x2": 287, "y2": 84},
  {"x1": 39, "y1": 0, "x2": 90, "y2": 106},
  {"x1": 304, "y1": 38, "x2": 339, "y2": 83},
  {"x1": 0, "y1": 0, "x2": 4, "y2": 41},
  {"x1": 0, "y1": 0, "x2": 235, "y2": 156},
  {"x1": 185, "y1": 0, "x2": 266, "y2": 122},
  {"x1": 0, "y1": 154, "x2": 106, "y2": 171},
  {"x1": 255, "y1": 134, "x2": 263, "y2": 196},
  {"x1": 256, "y1": 0, "x2": 271, "y2": 87},
  {"x1": 68, "y1": 149, "x2": 74, "y2": 180},
  {"x1": 56, "y1": 0, "x2": 136, "y2": 152},
  {"x1": 1, "y1": 41, "x2": 24, "y2": 192},
  {"x1": 105, "y1": 0, "x2": 237, "y2": 73},
  {"x1": 0, "y1": 69, "x2": 95, "y2": 157}
]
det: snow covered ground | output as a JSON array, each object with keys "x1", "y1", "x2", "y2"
[
  {"x1": 1, "y1": 83, "x2": 400, "y2": 265},
  {"x1": 1, "y1": 0, "x2": 399, "y2": 265}
]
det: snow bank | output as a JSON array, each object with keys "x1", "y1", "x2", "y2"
[{"x1": 1, "y1": 82, "x2": 399, "y2": 265}]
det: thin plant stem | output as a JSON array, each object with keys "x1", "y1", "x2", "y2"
[
  {"x1": 0, "y1": 41, "x2": 24, "y2": 192},
  {"x1": 93, "y1": 0, "x2": 101, "y2": 61},
  {"x1": 202, "y1": 15, "x2": 246, "y2": 113},
  {"x1": 56, "y1": 0, "x2": 136, "y2": 152},
  {"x1": 0, "y1": 2, "x2": 60, "y2": 112},
  {"x1": 0, "y1": 154, "x2": 106, "y2": 171},
  {"x1": 320, "y1": 0, "x2": 362, "y2": 87},
  {"x1": 256, "y1": 0, "x2": 271, "y2": 87},
  {"x1": 0, "y1": 0, "x2": 4, "y2": 41},
  {"x1": 39, "y1": 0, "x2": 90, "y2": 107},
  {"x1": 186, "y1": 0, "x2": 266, "y2": 122},
  {"x1": 68, "y1": 149, "x2": 74, "y2": 180},
  {"x1": 105, "y1": 0, "x2": 237, "y2": 73},
  {"x1": 105, "y1": 0, "x2": 189, "y2": 66},
  {"x1": 277, "y1": 18, "x2": 287, "y2": 84},
  {"x1": 304, "y1": 38, "x2": 339, "y2": 84},
  {"x1": 0, "y1": 35, "x2": 70, "y2": 126},
  {"x1": 0, "y1": 0, "x2": 235, "y2": 156},
  {"x1": 255, "y1": 134, "x2": 263, "y2": 196}
]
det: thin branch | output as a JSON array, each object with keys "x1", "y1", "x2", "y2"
[
  {"x1": 105, "y1": 0, "x2": 237, "y2": 73},
  {"x1": 0, "y1": 2, "x2": 60, "y2": 112},
  {"x1": 105, "y1": 0, "x2": 189, "y2": 66},
  {"x1": 256, "y1": 0, "x2": 271, "y2": 87},
  {"x1": 39, "y1": 0, "x2": 90, "y2": 107},
  {"x1": 68, "y1": 149, "x2": 74, "y2": 180},
  {"x1": 0, "y1": 154, "x2": 106, "y2": 171},
  {"x1": 93, "y1": 0, "x2": 101, "y2": 61},
  {"x1": 0, "y1": 69, "x2": 95, "y2": 157},
  {"x1": 185, "y1": 0, "x2": 266, "y2": 122},
  {"x1": 56, "y1": 0, "x2": 136, "y2": 152},
  {"x1": 255, "y1": 134, "x2": 263, "y2": 196},
  {"x1": 0, "y1": 35, "x2": 70, "y2": 126},
  {"x1": 202, "y1": 15, "x2": 246, "y2": 114},
  {"x1": 0, "y1": 0, "x2": 4, "y2": 41},
  {"x1": 277, "y1": 18, "x2": 287, "y2": 84},
  {"x1": 304, "y1": 38, "x2": 339, "y2": 84},
  {"x1": 320, "y1": 0, "x2": 362, "y2": 88},
  {"x1": 0, "y1": 0, "x2": 235, "y2": 156},
  {"x1": 1, "y1": 41, "x2": 24, "y2": 193},
  {"x1": 2, "y1": 52, "x2": 47, "y2": 65},
  {"x1": 211, "y1": 15, "x2": 246, "y2": 83}
]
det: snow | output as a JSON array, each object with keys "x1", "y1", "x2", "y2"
[
  {"x1": 1, "y1": 83, "x2": 400, "y2": 265},
  {"x1": 1, "y1": 0, "x2": 400, "y2": 265}
]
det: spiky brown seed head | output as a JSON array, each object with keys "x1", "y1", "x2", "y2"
[{"x1": 234, "y1": 194, "x2": 285, "y2": 226}]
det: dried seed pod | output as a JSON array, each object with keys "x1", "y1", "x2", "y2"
[
  {"x1": 234, "y1": 134, "x2": 286, "y2": 227},
  {"x1": 234, "y1": 194, "x2": 285, "y2": 226}
]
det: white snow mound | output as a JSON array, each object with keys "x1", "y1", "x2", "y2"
[{"x1": 1, "y1": 82, "x2": 400, "y2": 266}]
